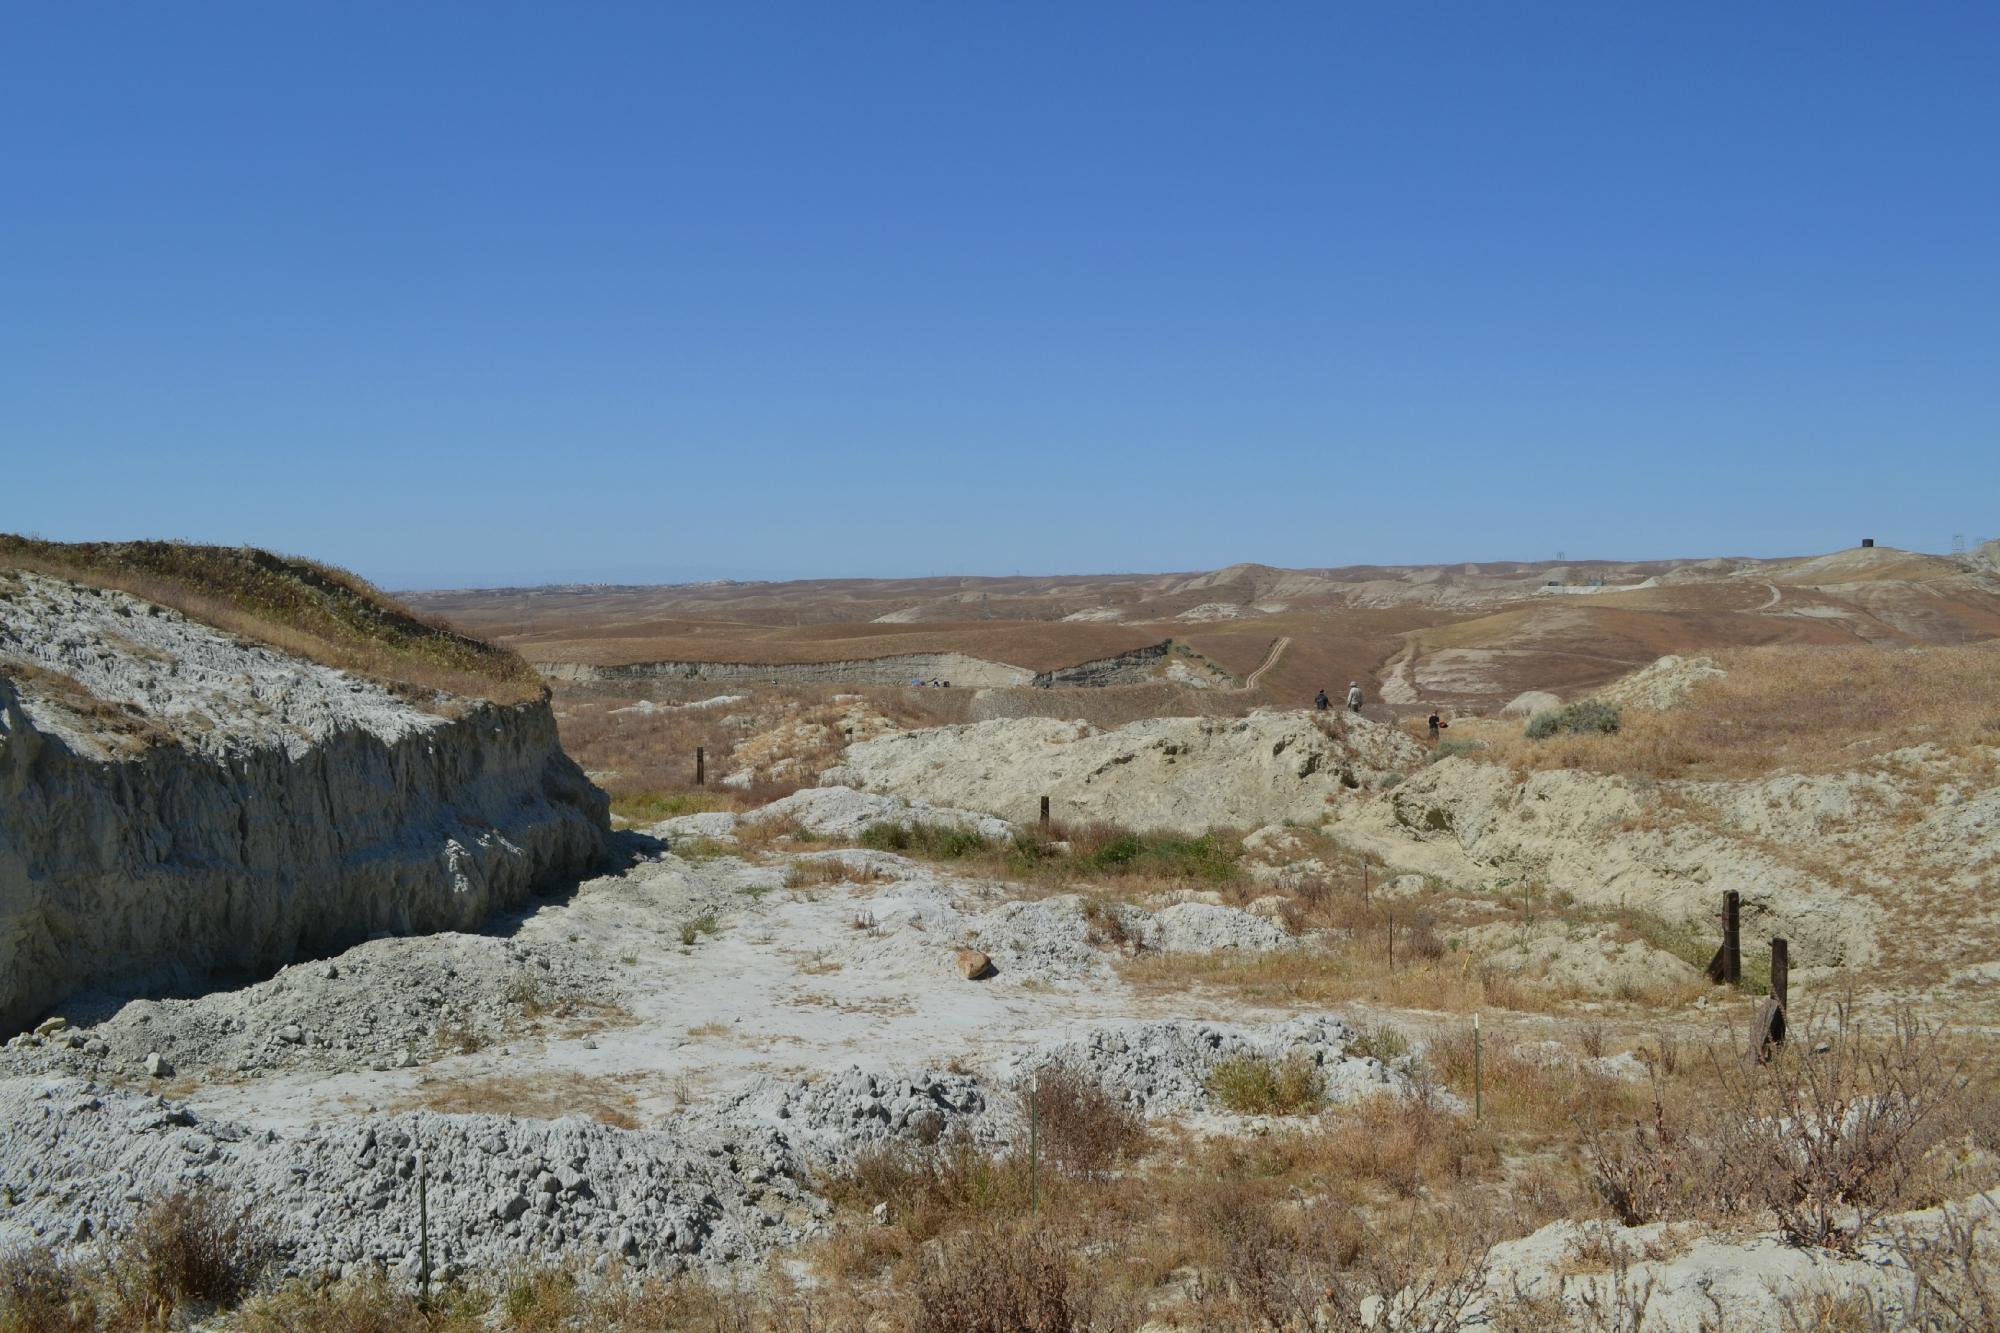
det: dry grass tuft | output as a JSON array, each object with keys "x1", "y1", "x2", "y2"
[
  {"x1": 118, "y1": 1188, "x2": 278, "y2": 1321},
  {"x1": 1207, "y1": 1053, "x2": 1327, "y2": 1116},
  {"x1": 1026, "y1": 1065, "x2": 1148, "y2": 1178},
  {"x1": 784, "y1": 857, "x2": 891, "y2": 888},
  {"x1": 1584, "y1": 1004, "x2": 1991, "y2": 1250},
  {"x1": 910, "y1": 1222, "x2": 1140, "y2": 1333},
  {"x1": 400, "y1": 1072, "x2": 645, "y2": 1129},
  {"x1": 0, "y1": 1245, "x2": 98, "y2": 1333}
]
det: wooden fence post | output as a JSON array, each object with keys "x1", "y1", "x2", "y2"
[
  {"x1": 1706, "y1": 890, "x2": 1740, "y2": 985},
  {"x1": 1040, "y1": 795, "x2": 1050, "y2": 830},
  {"x1": 1752, "y1": 936, "x2": 1791, "y2": 1061},
  {"x1": 695, "y1": 746, "x2": 705, "y2": 786}
]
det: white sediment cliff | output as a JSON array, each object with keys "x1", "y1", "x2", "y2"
[{"x1": 0, "y1": 571, "x2": 609, "y2": 1034}]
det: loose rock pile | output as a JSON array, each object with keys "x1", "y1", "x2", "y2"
[
  {"x1": 2, "y1": 935, "x2": 618, "y2": 1080},
  {"x1": 1021, "y1": 1017, "x2": 1409, "y2": 1118},
  {"x1": 705, "y1": 1066, "x2": 998, "y2": 1168},
  {"x1": 0, "y1": 1077, "x2": 823, "y2": 1277}
]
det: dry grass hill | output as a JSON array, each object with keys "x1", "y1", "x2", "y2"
[{"x1": 411, "y1": 542, "x2": 2000, "y2": 713}]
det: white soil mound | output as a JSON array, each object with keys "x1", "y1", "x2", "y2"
[
  {"x1": 824, "y1": 711, "x2": 1426, "y2": 834},
  {"x1": 1500, "y1": 690, "x2": 1562, "y2": 718},
  {"x1": 1333, "y1": 761, "x2": 1882, "y2": 966},
  {"x1": 1594, "y1": 654, "x2": 1726, "y2": 711},
  {"x1": 6, "y1": 934, "x2": 615, "y2": 1081}
]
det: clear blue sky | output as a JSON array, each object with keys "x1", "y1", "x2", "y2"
[{"x1": 4, "y1": 3, "x2": 1995, "y2": 588}]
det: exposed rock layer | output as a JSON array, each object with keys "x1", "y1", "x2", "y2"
[
  {"x1": 824, "y1": 710, "x2": 1426, "y2": 833},
  {"x1": 0, "y1": 573, "x2": 609, "y2": 1033}
]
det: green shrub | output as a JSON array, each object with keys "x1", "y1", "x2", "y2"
[
  {"x1": 1427, "y1": 739, "x2": 1486, "y2": 764},
  {"x1": 858, "y1": 821, "x2": 989, "y2": 860},
  {"x1": 1207, "y1": 1053, "x2": 1326, "y2": 1116},
  {"x1": 1071, "y1": 826, "x2": 1239, "y2": 883},
  {"x1": 1525, "y1": 701, "x2": 1622, "y2": 740},
  {"x1": 1346, "y1": 1025, "x2": 1411, "y2": 1065}
]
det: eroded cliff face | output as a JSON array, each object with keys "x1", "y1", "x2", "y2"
[{"x1": 0, "y1": 573, "x2": 609, "y2": 1033}]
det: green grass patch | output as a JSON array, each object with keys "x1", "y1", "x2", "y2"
[
  {"x1": 1206, "y1": 1053, "x2": 1326, "y2": 1116},
  {"x1": 1525, "y1": 700, "x2": 1622, "y2": 740},
  {"x1": 1427, "y1": 739, "x2": 1487, "y2": 764},
  {"x1": 1608, "y1": 908, "x2": 1769, "y2": 997},
  {"x1": 612, "y1": 789, "x2": 735, "y2": 822},
  {"x1": 857, "y1": 821, "x2": 990, "y2": 860},
  {"x1": 1346, "y1": 1025, "x2": 1411, "y2": 1064},
  {"x1": 1071, "y1": 827, "x2": 1240, "y2": 883}
]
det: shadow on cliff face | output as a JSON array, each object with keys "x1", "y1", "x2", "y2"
[{"x1": 475, "y1": 829, "x2": 668, "y2": 936}]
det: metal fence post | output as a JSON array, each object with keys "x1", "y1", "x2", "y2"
[{"x1": 417, "y1": 1144, "x2": 430, "y2": 1303}]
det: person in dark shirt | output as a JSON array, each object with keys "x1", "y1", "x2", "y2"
[
  {"x1": 1428, "y1": 711, "x2": 1448, "y2": 741},
  {"x1": 1314, "y1": 689, "x2": 1330, "y2": 711}
]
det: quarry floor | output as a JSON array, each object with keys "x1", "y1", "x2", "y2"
[{"x1": 177, "y1": 847, "x2": 1199, "y2": 1133}]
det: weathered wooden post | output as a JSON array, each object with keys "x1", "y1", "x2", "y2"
[
  {"x1": 1706, "y1": 890, "x2": 1741, "y2": 985},
  {"x1": 1752, "y1": 937, "x2": 1791, "y2": 1061},
  {"x1": 695, "y1": 746, "x2": 705, "y2": 786},
  {"x1": 1040, "y1": 795, "x2": 1050, "y2": 830}
]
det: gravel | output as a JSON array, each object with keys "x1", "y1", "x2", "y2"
[
  {"x1": 702, "y1": 1066, "x2": 1001, "y2": 1169},
  {"x1": 1020, "y1": 1016, "x2": 1408, "y2": 1118},
  {"x1": 0, "y1": 1076, "x2": 822, "y2": 1278},
  {"x1": 2, "y1": 935, "x2": 618, "y2": 1081}
]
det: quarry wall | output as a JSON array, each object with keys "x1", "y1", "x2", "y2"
[{"x1": 0, "y1": 571, "x2": 610, "y2": 1034}]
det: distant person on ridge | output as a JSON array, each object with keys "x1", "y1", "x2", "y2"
[
  {"x1": 1314, "y1": 688, "x2": 1330, "y2": 711},
  {"x1": 1346, "y1": 681, "x2": 1363, "y2": 713}
]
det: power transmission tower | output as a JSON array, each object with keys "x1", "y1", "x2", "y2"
[{"x1": 1951, "y1": 533, "x2": 1966, "y2": 556}]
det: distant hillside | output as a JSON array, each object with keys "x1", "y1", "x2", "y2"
[{"x1": 409, "y1": 544, "x2": 2000, "y2": 711}]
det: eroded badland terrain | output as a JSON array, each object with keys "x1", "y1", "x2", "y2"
[{"x1": 4, "y1": 537, "x2": 2000, "y2": 1330}]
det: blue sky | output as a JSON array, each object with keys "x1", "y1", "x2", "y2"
[{"x1": 4, "y1": 3, "x2": 1995, "y2": 588}]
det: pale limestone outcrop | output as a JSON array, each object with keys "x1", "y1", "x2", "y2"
[
  {"x1": 1330, "y1": 759, "x2": 1883, "y2": 967},
  {"x1": 822, "y1": 710, "x2": 1426, "y2": 834},
  {"x1": 0, "y1": 573, "x2": 608, "y2": 1033}
]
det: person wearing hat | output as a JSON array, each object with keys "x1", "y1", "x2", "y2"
[{"x1": 1346, "y1": 681, "x2": 1363, "y2": 713}]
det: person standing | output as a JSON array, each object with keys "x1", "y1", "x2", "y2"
[
  {"x1": 1428, "y1": 711, "x2": 1447, "y2": 741},
  {"x1": 1314, "y1": 688, "x2": 1330, "y2": 711},
  {"x1": 1346, "y1": 681, "x2": 1363, "y2": 713}
]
